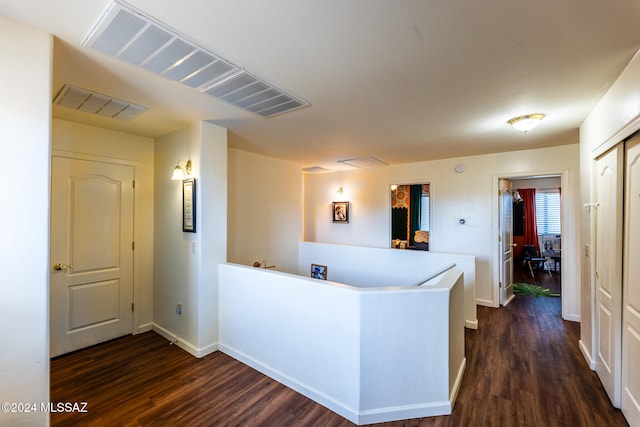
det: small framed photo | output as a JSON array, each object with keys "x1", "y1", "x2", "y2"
[
  {"x1": 311, "y1": 264, "x2": 327, "y2": 280},
  {"x1": 332, "y1": 201, "x2": 349, "y2": 223},
  {"x1": 183, "y1": 178, "x2": 196, "y2": 233}
]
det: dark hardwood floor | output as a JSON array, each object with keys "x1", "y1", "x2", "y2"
[{"x1": 51, "y1": 263, "x2": 628, "y2": 426}]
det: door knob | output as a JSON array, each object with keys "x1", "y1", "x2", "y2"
[{"x1": 53, "y1": 263, "x2": 72, "y2": 271}]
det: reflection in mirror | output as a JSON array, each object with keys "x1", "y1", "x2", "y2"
[{"x1": 391, "y1": 183, "x2": 430, "y2": 250}]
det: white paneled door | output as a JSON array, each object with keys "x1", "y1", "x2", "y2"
[
  {"x1": 622, "y1": 134, "x2": 640, "y2": 425},
  {"x1": 499, "y1": 179, "x2": 514, "y2": 306},
  {"x1": 50, "y1": 156, "x2": 134, "y2": 357},
  {"x1": 595, "y1": 146, "x2": 623, "y2": 407}
]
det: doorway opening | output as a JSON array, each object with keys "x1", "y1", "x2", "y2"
[{"x1": 497, "y1": 174, "x2": 563, "y2": 314}]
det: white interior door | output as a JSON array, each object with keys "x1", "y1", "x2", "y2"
[
  {"x1": 622, "y1": 134, "x2": 640, "y2": 424},
  {"x1": 594, "y1": 146, "x2": 623, "y2": 407},
  {"x1": 499, "y1": 179, "x2": 514, "y2": 306},
  {"x1": 50, "y1": 156, "x2": 134, "y2": 357}
]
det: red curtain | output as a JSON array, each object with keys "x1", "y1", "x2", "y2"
[{"x1": 518, "y1": 188, "x2": 539, "y2": 253}]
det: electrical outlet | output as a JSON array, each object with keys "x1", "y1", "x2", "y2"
[{"x1": 176, "y1": 304, "x2": 182, "y2": 315}]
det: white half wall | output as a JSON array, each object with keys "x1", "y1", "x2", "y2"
[
  {"x1": 298, "y1": 241, "x2": 477, "y2": 329},
  {"x1": 218, "y1": 263, "x2": 465, "y2": 424}
]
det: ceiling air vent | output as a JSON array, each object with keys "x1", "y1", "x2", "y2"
[
  {"x1": 82, "y1": 1, "x2": 309, "y2": 118},
  {"x1": 203, "y1": 70, "x2": 307, "y2": 117},
  {"x1": 302, "y1": 166, "x2": 330, "y2": 173},
  {"x1": 53, "y1": 84, "x2": 147, "y2": 120},
  {"x1": 337, "y1": 157, "x2": 388, "y2": 168}
]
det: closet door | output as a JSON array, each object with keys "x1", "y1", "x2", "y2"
[
  {"x1": 622, "y1": 134, "x2": 640, "y2": 424},
  {"x1": 594, "y1": 145, "x2": 623, "y2": 407}
]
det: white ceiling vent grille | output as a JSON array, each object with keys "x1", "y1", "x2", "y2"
[
  {"x1": 337, "y1": 157, "x2": 388, "y2": 168},
  {"x1": 82, "y1": 1, "x2": 309, "y2": 118},
  {"x1": 53, "y1": 84, "x2": 147, "y2": 120},
  {"x1": 203, "y1": 70, "x2": 307, "y2": 117},
  {"x1": 302, "y1": 166, "x2": 330, "y2": 173}
]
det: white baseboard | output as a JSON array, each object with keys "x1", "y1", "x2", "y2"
[
  {"x1": 501, "y1": 293, "x2": 516, "y2": 307},
  {"x1": 563, "y1": 314, "x2": 581, "y2": 323},
  {"x1": 219, "y1": 342, "x2": 456, "y2": 425},
  {"x1": 135, "y1": 322, "x2": 153, "y2": 333},
  {"x1": 357, "y1": 400, "x2": 452, "y2": 425},
  {"x1": 450, "y1": 357, "x2": 466, "y2": 407},
  {"x1": 476, "y1": 298, "x2": 497, "y2": 308},
  {"x1": 579, "y1": 339, "x2": 597, "y2": 370},
  {"x1": 152, "y1": 323, "x2": 218, "y2": 358},
  {"x1": 219, "y1": 343, "x2": 359, "y2": 423}
]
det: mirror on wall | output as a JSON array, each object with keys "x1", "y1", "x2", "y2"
[{"x1": 390, "y1": 183, "x2": 430, "y2": 250}]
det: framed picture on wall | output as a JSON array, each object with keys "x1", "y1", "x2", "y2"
[
  {"x1": 183, "y1": 178, "x2": 196, "y2": 233},
  {"x1": 311, "y1": 264, "x2": 327, "y2": 280},
  {"x1": 332, "y1": 201, "x2": 349, "y2": 223}
]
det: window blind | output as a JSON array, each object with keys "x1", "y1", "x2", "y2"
[{"x1": 535, "y1": 189, "x2": 560, "y2": 234}]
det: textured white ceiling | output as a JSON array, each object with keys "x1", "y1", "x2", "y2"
[{"x1": 2, "y1": 0, "x2": 640, "y2": 170}]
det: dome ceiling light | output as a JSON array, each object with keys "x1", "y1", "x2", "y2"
[{"x1": 508, "y1": 114, "x2": 545, "y2": 133}]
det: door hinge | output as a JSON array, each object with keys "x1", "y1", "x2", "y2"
[
  {"x1": 133, "y1": 180, "x2": 136, "y2": 189},
  {"x1": 499, "y1": 281, "x2": 503, "y2": 289},
  {"x1": 132, "y1": 241, "x2": 135, "y2": 250},
  {"x1": 131, "y1": 302, "x2": 135, "y2": 312}
]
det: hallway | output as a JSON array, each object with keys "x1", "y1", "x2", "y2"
[{"x1": 50, "y1": 264, "x2": 627, "y2": 426}]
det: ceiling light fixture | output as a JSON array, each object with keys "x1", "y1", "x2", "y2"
[
  {"x1": 171, "y1": 159, "x2": 192, "y2": 180},
  {"x1": 508, "y1": 114, "x2": 545, "y2": 133}
]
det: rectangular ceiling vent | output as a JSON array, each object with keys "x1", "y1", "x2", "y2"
[
  {"x1": 82, "y1": 1, "x2": 309, "y2": 118},
  {"x1": 302, "y1": 166, "x2": 330, "y2": 173},
  {"x1": 203, "y1": 70, "x2": 308, "y2": 118},
  {"x1": 53, "y1": 84, "x2": 147, "y2": 120},
  {"x1": 337, "y1": 157, "x2": 388, "y2": 169}
]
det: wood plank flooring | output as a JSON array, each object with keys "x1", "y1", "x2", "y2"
[{"x1": 51, "y1": 264, "x2": 628, "y2": 426}]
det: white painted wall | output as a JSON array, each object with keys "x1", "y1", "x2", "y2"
[
  {"x1": 52, "y1": 119, "x2": 155, "y2": 332},
  {"x1": 298, "y1": 241, "x2": 477, "y2": 328},
  {"x1": 303, "y1": 144, "x2": 581, "y2": 319},
  {"x1": 153, "y1": 121, "x2": 227, "y2": 356},
  {"x1": 218, "y1": 263, "x2": 465, "y2": 425},
  {"x1": 579, "y1": 50, "x2": 640, "y2": 366},
  {"x1": 227, "y1": 149, "x2": 302, "y2": 273},
  {"x1": 0, "y1": 15, "x2": 51, "y2": 427}
]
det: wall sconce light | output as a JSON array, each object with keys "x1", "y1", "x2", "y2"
[
  {"x1": 508, "y1": 113, "x2": 545, "y2": 133},
  {"x1": 171, "y1": 160, "x2": 192, "y2": 180},
  {"x1": 337, "y1": 186, "x2": 344, "y2": 195}
]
